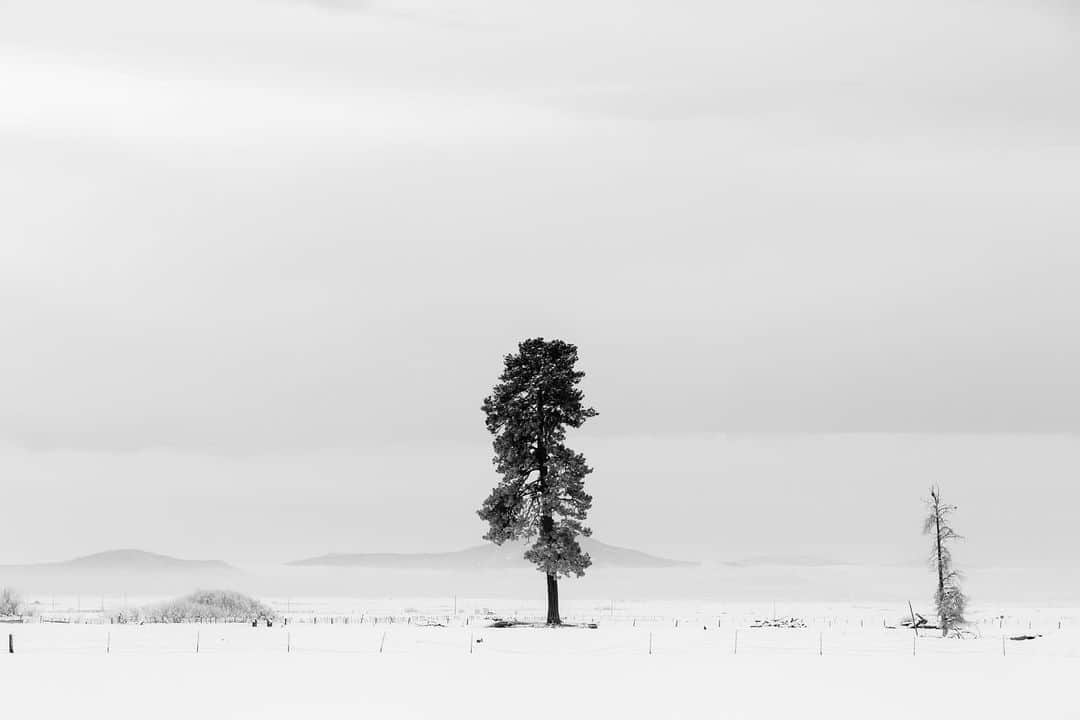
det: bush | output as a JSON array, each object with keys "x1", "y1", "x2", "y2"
[
  {"x1": 117, "y1": 607, "x2": 142, "y2": 624},
  {"x1": 140, "y1": 590, "x2": 276, "y2": 623},
  {"x1": 0, "y1": 587, "x2": 22, "y2": 616}
]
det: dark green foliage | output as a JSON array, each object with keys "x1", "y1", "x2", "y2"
[
  {"x1": 478, "y1": 338, "x2": 597, "y2": 617},
  {"x1": 923, "y1": 486, "x2": 967, "y2": 637}
]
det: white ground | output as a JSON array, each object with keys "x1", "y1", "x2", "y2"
[
  {"x1": 3, "y1": 600, "x2": 1078, "y2": 718},
  {"x1": 3, "y1": 650, "x2": 1077, "y2": 719}
]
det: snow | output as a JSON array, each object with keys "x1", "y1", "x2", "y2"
[{"x1": 3, "y1": 602, "x2": 1078, "y2": 718}]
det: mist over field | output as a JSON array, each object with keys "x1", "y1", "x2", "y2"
[{"x1": 3, "y1": 434, "x2": 1080, "y2": 604}]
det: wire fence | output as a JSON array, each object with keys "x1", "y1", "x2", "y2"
[{"x1": 5, "y1": 618, "x2": 1078, "y2": 660}]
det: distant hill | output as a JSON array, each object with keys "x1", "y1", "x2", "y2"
[
  {"x1": 719, "y1": 554, "x2": 849, "y2": 568},
  {"x1": 0, "y1": 549, "x2": 239, "y2": 596},
  {"x1": 3, "y1": 549, "x2": 236, "y2": 573},
  {"x1": 289, "y1": 538, "x2": 697, "y2": 570}
]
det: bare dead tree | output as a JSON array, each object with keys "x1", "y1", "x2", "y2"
[{"x1": 923, "y1": 485, "x2": 967, "y2": 637}]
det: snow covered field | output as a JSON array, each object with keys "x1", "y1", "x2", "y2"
[
  {"x1": 2, "y1": 634, "x2": 1077, "y2": 719},
  {"x1": 3, "y1": 601, "x2": 1078, "y2": 719}
]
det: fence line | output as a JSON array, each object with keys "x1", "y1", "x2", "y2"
[{"x1": 5, "y1": 622, "x2": 1077, "y2": 660}]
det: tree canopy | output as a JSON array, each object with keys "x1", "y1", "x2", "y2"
[{"x1": 477, "y1": 338, "x2": 597, "y2": 623}]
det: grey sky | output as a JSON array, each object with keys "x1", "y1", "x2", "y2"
[{"x1": 1, "y1": 1, "x2": 1078, "y2": 565}]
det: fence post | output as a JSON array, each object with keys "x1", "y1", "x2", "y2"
[
  {"x1": 648, "y1": 632, "x2": 652, "y2": 655},
  {"x1": 379, "y1": 632, "x2": 386, "y2": 653},
  {"x1": 196, "y1": 632, "x2": 200, "y2": 654},
  {"x1": 107, "y1": 632, "x2": 110, "y2": 654},
  {"x1": 287, "y1": 632, "x2": 291, "y2": 653},
  {"x1": 8, "y1": 634, "x2": 12, "y2": 654}
]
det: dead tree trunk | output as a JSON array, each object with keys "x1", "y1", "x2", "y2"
[
  {"x1": 924, "y1": 485, "x2": 965, "y2": 637},
  {"x1": 931, "y1": 488, "x2": 948, "y2": 637}
]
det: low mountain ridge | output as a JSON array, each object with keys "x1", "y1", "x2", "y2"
[
  {"x1": 3, "y1": 549, "x2": 236, "y2": 573},
  {"x1": 289, "y1": 538, "x2": 697, "y2": 570}
]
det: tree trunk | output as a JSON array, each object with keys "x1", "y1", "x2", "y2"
[
  {"x1": 546, "y1": 573, "x2": 561, "y2": 625},
  {"x1": 933, "y1": 490, "x2": 947, "y2": 637},
  {"x1": 536, "y1": 385, "x2": 561, "y2": 625}
]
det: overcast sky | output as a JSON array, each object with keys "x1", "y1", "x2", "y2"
[{"x1": 1, "y1": 0, "x2": 1078, "y2": 565}]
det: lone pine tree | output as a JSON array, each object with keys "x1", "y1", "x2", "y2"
[
  {"x1": 923, "y1": 485, "x2": 967, "y2": 637},
  {"x1": 477, "y1": 338, "x2": 597, "y2": 625}
]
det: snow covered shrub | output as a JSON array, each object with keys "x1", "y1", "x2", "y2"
[
  {"x1": 0, "y1": 587, "x2": 23, "y2": 616},
  {"x1": 141, "y1": 590, "x2": 276, "y2": 623},
  {"x1": 117, "y1": 606, "x2": 142, "y2": 624}
]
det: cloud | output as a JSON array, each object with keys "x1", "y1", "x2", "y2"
[
  {"x1": 1, "y1": 0, "x2": 1078, "y2": 453},
  {"x1": 0, "y1": 54, "x2": 588, "y2": 147}
]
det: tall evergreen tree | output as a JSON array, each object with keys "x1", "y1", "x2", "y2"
[
  {"x1": 923, "y1": 485, "x2": 967, "y2": 637},
  {"x1": 478, "y1": 338, "x2": 597, "y2": 625}
]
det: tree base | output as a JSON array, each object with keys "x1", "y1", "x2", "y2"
[{"x1": 545, "y1": 573, "x2": 561, "y2": 626}]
